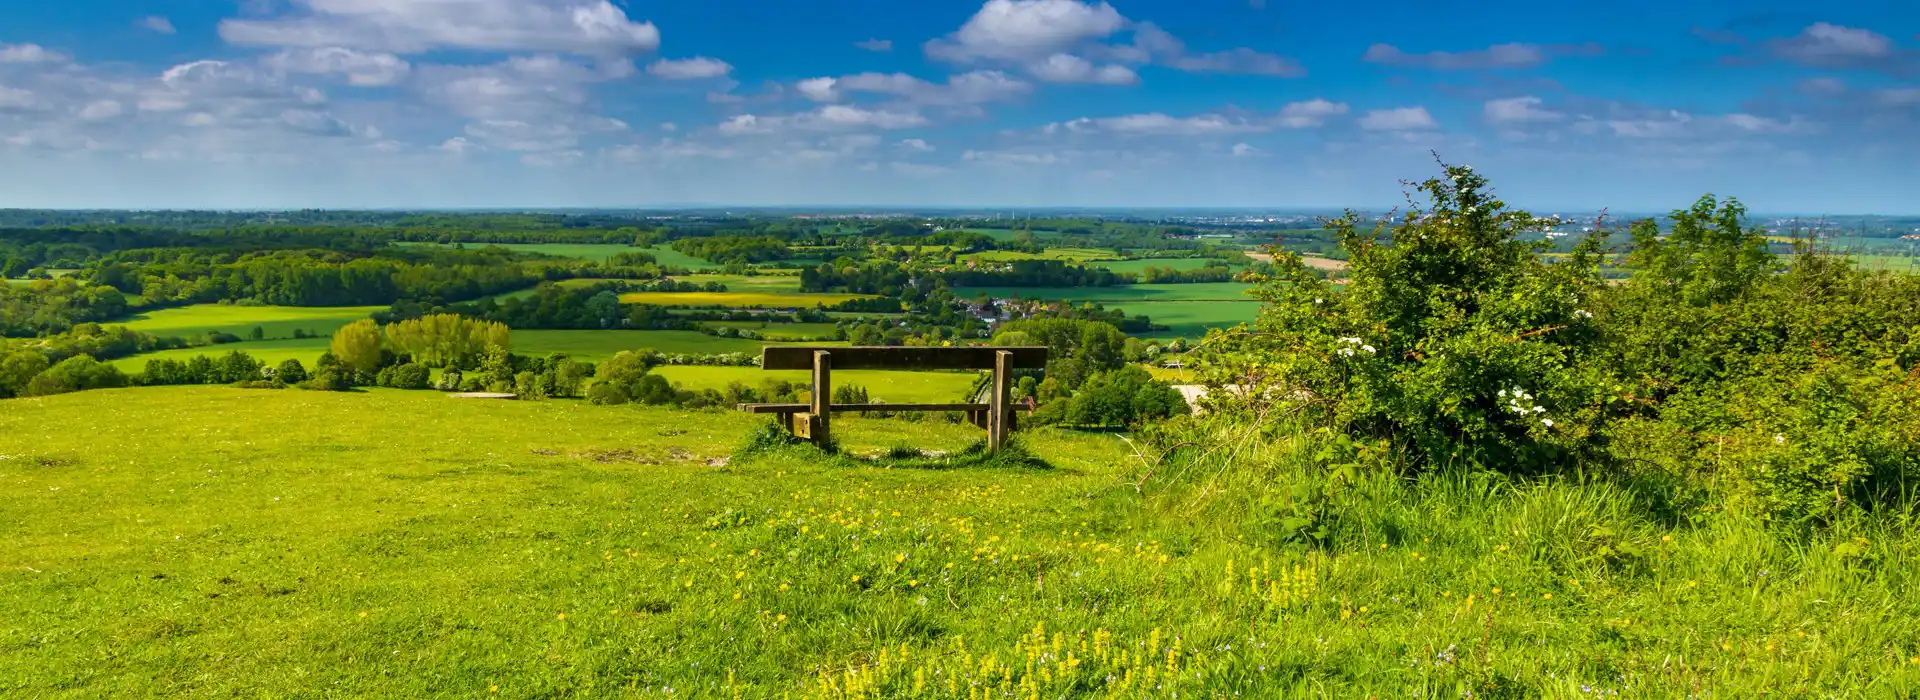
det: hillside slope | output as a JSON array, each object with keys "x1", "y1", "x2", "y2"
[{"x1": 1, "y1": 388, "x2": 1915, "y2": 696}]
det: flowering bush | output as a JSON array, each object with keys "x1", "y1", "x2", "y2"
[{"x1": 1195, "y1": 163, "x2": 1614, "y2": 473}]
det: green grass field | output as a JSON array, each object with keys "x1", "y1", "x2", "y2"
[
  {"x1": 1110, "y1": 301, "x2": 1263, "y2": 339},
  {"x1": 650, "y1": 365, "x2": 975, "y2": 403},
  {"x1": 113, "y1": 304, "x2": 382, "y2": 340},
  {"x1": 394, "y1": 242, "x2": 642, "y2": 261},
  {"x1": 5, "y1": 387, "x2": 1917, "y2": 696},
  {"x1": 959, "y1": 282, "x2": 1256, "y2": 302},
  {"x1": 619, "y1": 291, "x2": 878, "y2": 308},
  {"x1": 1849, "y1": 253, "x2": 1920, "y2": 273},
  {"x1": 1092, "y1": 258, "x2": 1234, "y2": 273}
]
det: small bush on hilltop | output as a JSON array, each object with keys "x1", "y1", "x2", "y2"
[{"x1": 1188, "y1": 161, "x2": 1920, "y2": 526}]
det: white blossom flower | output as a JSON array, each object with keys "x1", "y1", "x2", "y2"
[
  {"x1": 1541, "y1": 419, "x2": 1554, "y2": 428},
  {"x1": 1574, "y1": 310, "x2": 1594, "y2": 319},
  {"x1": 1774, "y1": 434, "x2": 1785, "y2": 445},
  {"x1": 1533, "y1": 406, "x2": 1545, "y2": 414},
  {"x1": 1362, "y1": 345, "x2": 1376, "y2": 354}
]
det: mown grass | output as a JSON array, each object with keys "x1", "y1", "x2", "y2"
[
  {"x1": 113, "y1": 304, "x2": 383, "y2": 340},
  {"x1": 3, "y1": 388, "x2": 1917, "y2": 696},
  {"x1": 1108, "y1": 301, "x2": 1263, "y2": 340},
  {"x1": 619, "y1": 291, "x2": 879, "y2": 308},
  {"x1": 644, "y1": 245, "x2": 723, "y2": 271}
]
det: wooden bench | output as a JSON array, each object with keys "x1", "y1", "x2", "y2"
[{"x1": 738, "y1": 346, "x2": 1048, "y2": 452}]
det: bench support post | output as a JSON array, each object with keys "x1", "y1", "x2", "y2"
[
  {"x1": 988, "y1": 350, "x2": 1011, "y2": 452},
  {"x1": 810, "y1": 350, "x2": 832, "y2": 448}
]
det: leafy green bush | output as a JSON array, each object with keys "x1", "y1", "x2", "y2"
[
  {"x1": 25, "y1": 355, "x2": 129, "y2": 396},
  {"x1": 1196, "y1": 164, "x2": 1613, "y2": 473}
]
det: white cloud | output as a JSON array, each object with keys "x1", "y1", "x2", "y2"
[
  {"x1": 265, "y1": 47, "x2": 412, "y2": 86},
  {"x1": 464, "y1": 117, "x2": 624, "y2": 151},
  {"x1": 898, "y1": 138, "x2": 935, "y2": 152},
  {"x1": 0, "y1": 44, "x2": 66, "y2": 64},
  {"x1": 720, "y1": 106, "x2": 929, "y2": 135},
  {"x1": 0, "y1": 87, "x2": 48, "y2": 112},
  {"x1": 142, "y1": 16, "x2": 178, "y2": 34},
  {"x1": 1049, "y1": 112, "x2": 1260, "y2": 136},
  {"x1": 439, "y1": 136, "x2": 484, "y2": 154},
  {"x1": 1276, "y1": 98, "x2": 1348, "y2": 128},
  {"x1": 1164, "y1": 47, "x2": 1304, "y2": 77},
  {"x1": 77, "y1": 101, "x2": 125, "y2": 121},
  {"x1": 927, "y1": 0, "x2": 1126, "y2": 63},
  {"x1": 280, "y1": 109, "x2": 356, "y2": 137},
  {"x1": 856, "y1": 39, "x2": 893, "y2": 52},
  {"x1": 1599, "y1": 110, "x2": 1801, "y2": 139},
  {"x1": 1026, "y1": 53, "x2": 1137, "y2": 84},
  {"x1": 1363, "y1": 43, "x2": 1548, "y2": 70},
  {"x1": 1360, "y1": 106, "x2": 1439, "y2": 131},
  {"x1": 1484, "y1": 96, "x2": 1562, "y2": 123},
  {"x1": 963, "y1": 148, "x2": 1061, "y2": 165},
  {"x1": 219, "y1": 0, "x2": 662, "y2": 56},
  {"x1": 648, "y1": 57, "x2": 732, "y2": 80},
  {"x1": 793, "y1": 70, "x2": 1031, "y2": 105},
  {"x1": 1768, "y1": 22, "x2": 1893, "y2": 64},
  {"x1": 413, "y1": 57, "x2": 611, "y2": 121},
  {"x1": 1231, "y1": 142, "x2": 1258, "y2": 157}
]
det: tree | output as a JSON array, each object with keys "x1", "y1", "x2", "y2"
[
  {"x1": 389, "y1": 363, "x2": 431, "y2": 390},
  {"x1": 847, "y1": 323, "x2": 885, "y2": 346},
  {"x1": 329, "y1": 319, "x2": 385, "y2": 374},
  {"x1": 384, "y1": 314, "x2": 511, "y2": 369},
  {"x1": 25, "y1": 355, "x2": 129, "y2": 396},
  {"x1": 479, "y1": 344, "x2": 515, "y2": 391},
  {"x1": 274, "y1": 359, "x2": 308, "y2": 385},
  {"x1": 0, "y1": 346, "x2": 49, "y2": 398}
]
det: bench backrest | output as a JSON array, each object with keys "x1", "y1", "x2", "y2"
[{"x1": 760, "y1": 346, "x2": 1049, "y2": 370}]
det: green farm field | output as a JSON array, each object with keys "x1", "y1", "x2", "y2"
[
  {"x1": 1111, "y1": 301, "x2": 1263, "y2": 339},
  {"x1": 671, "y1": 274, "x2": 805, "y2": 293},
  {"x1": 114, "y1": 304, "x2": 382, "y2": 340},
  {"x1": 4, "y1": 387, "x2": 1916, "y2": 695},
  {"x1": 1092, "y1": 258, "x2": 1234, "y2": 273}
]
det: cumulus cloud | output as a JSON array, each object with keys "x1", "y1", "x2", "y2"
[
  {"x1": 0, "y1": 44, "x2": 67, "y2": 64},
  {"x1": 1276, "y1": 98, "x2": 1348, "y2": 128},
  {"x1": 648, "y1": 57, "x2": 732, "y2": 80},
  {"x1": 898, "y1": 138, "x2": 935, "y2": 152},
  {"x1": 265, "y1": 47, "x2": 412, "y2": 86},
  {"x1": 1595, "y1": 110, "x2": 1801, "y2": 139},
  {"x1": 77, "y1": 101, "x2": 125, "y2": 121},
  {"x1": 927, "y1": 1, "x2": 1301, "y2": 83},
  {"x1": 1768, "y1": 22, "x2": 1892, "y2": 64},
  {"x1": 142, "y1": 16, "x2": 178, "y2": 34},
  {"x1": 793, "y1": 70, "x2": 1031, "y2": 105},
  {"x1": 1363, "y1": 42, "x2": 1599, "y2": 70},
  {"x1": 1026, "y1": 54, "x2": 1137, "y2": 84},
  {"x1": 0, "y1": 87, "x2": 48, "y2": 113},
  {"x1": 1231, "y1": 142, "x2": 1258, "y2": 157},
  {"x1": 219, "y1": 0, "x2": 662, "y2": 56},
  {"x1": 719, "y1": 106, "x2": 929, "y2": 135},
  {"x1": 927, "y1": 0, "x2": 1126, "y2": 63},
  {"x1": 1360, "y1": 106, "x2": 1439, "y2": 131},
  {"x1": 1048, "y1": 112, "x2": 1259, "y2": 136},
  {"x1": 1483, "y1": 96, "x2": 1563, "y2": 123},
  {"x1": 963, "y1": 148, "x2": 1061, "y2": 165},
  {"x1": 856, "y1": 39, "x2": 893, "y2": 52}
]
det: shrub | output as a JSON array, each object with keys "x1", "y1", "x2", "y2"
[
  {"x1": 274, "y1": 359, "x2": 308, "y2": 385},
  {"x1": 25, "y1": 355, "x2": 129, "y2": 396},
  {"x1": 388, "y1": 363, "x2": 431, "y2": 390}
]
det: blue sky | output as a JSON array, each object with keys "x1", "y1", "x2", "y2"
[{"x1": 0, "y1": 0, "x2": 1915, "y2": 212}]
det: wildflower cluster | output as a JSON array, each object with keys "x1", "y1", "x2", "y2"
[
  {"x1": 1498, "y1": 387, "x2": 1553, "y2": 428},
  {"x1": 1334, "y1": 337, "x2": 1377, "y2": 358}
]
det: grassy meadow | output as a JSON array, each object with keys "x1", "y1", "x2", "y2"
[
  {"x1": 959, "y1": 248, "x2": 1119, "y2": 263},
  {"x1": 114, "y1": 304, "x2": 382, "y2": 340},
  {"x1": 1091, "y1": 258, "x2": 1233, "y2": 273},
  {"x1": 700, "y1": 321, "x2": 842, "y2": 340},
  {"x1": 1111, "y1": 301, "x2": 1263, "y2": 340},
  {"x1": 644, "y1": 245, "x2": 723, "y2": 271},
  {"x1": 4, "y1": 387, "x2": 1918, "y2": 696}
]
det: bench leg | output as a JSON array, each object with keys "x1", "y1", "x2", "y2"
[{"x1": 988, "y1": 350, "x2": 1011, "y2": 452}]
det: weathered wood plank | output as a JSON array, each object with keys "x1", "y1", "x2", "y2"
[
  {"x1": 761, "y1": 346, "x2": 1048, "y2": 370},
  {"x1": 988, "y1": 350, "x2": 1011, "y2": 451},
  {"x1": 811, "y1": 351, "x2": 832, "y2": 447}
]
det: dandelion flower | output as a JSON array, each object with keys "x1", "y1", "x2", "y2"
[
  {"x1": 557, "y1": 613, "x2": 567, "y2": 620},
  {"x1": 895, "y1": 553, "x2": 907, "y2": 563},
  {"x1": 851, "y1": 575, "x2": 861, "y2": 583}
]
